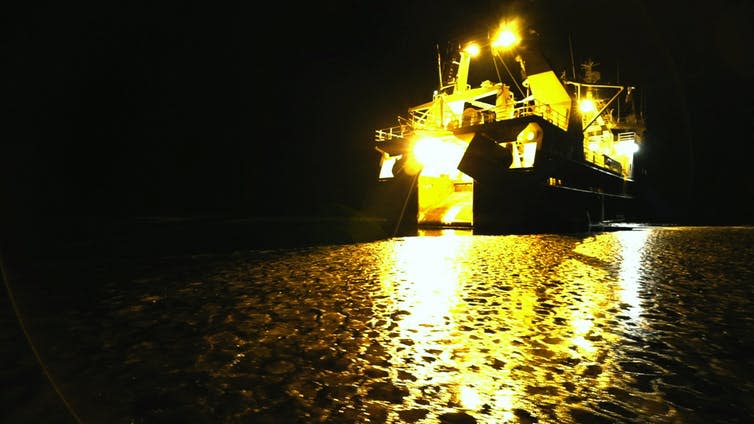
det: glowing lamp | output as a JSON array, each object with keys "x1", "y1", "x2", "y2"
[
  {"x1": 513, "y1": 122, "x2": 543, "y2": 168},
  {"x1": 493, "y1": 30, "x2": 518, "y2": 49},
  {"x1": 413, "y1": 137, "x2": 439, "y2": 166},
  {"x1": 378, "y1": 154, "x2": 398, "y2": 179},
  {"x1": 464, "y1": 43, "x2": 481, "y2": 57},
  {"x1": 492, "y1": 19, "x2": 521, "y2": 50},
  {"x1": 579, "y1": 99, "x2": 596, "y2": 113},
  {"x1": 516, "y1": 122, "x2": 542, "y2": 145},
  {"x1": 412, "y1": 136, "x2": 465, "y2": 177},
  {"x1": 616, "y1": 140, "x2": 639, "y2": 156}
]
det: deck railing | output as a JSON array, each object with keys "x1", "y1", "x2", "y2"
[
  {"x1": 375, "y1": 102, "x2": 569, "y2": 142},
  {"x1": 375, "y1": 123, "x2": 411, "y2": 142},
  {"x1": 617, "y1": 131, "x2": 637, "y2": 143},
  {"x1": 511, "y1": 104, "x2": 568, "y2": 130}
]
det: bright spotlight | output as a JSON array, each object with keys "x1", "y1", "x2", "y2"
[
  {"x1": 579, "y1": 99, "x2": 596, "y2": 113},
  {"x1": 616, "y1": 141, "x2": 639, "y2": 156},
  {"x1": 492, "y1": 20, "x2": 521, "y2": 50},
  {"x1": 464, "y1": 43, "x2": 481, "y2": 57},
  {"x1": 493, "y1": 30, "x2": 518, "y2": 49},
  {"x1": 412, "y1": 136, "x2": 465, "y2": 177}
]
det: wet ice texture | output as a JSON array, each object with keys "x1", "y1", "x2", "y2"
[{"x1": 13, "y1": 227, "x2": 754, "y2": 423}]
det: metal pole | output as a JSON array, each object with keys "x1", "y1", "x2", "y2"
[
  {"x1": 569, "y1": 33, "x2": 576, "y2": 79},
  {"x1": 393, "y1": 171, "x2": 420, "y2": 237}
]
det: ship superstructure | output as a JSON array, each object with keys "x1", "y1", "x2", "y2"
[{"x1": 373, "y1": 20, "x2": 644, "y2": 234}]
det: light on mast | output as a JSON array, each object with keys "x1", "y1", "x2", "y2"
[
  {"x1": 492, "y1": 20, "x2": 521, "y2": 50},
  {"x1": 464, "y1": 43, "x2": 481, "y2": 57}
]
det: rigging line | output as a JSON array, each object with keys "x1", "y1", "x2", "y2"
[
  {"x1": 489, "y1": 31, "x2": 503, "y2": 83},
  {"x1": 497, "y1": 53, "x2": 525, "y2": 97},
  {"x1": 491, "y1": 51, "x2": 503, "y2": 83},
  {"x1": 569, "y1": 33, "x2": 577, "y2": 79},
  {"x1": 436, "y1": 43, "x2": 443, "y2": 92},
  {"x1": 0, "y1": 251, "x2": 84, "y2": 424},
  {"x1": 393, "y1": 170, "x2": 420, "y2": 237}
]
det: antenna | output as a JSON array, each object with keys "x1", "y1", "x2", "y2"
[
  {"x1": 617, "y1": 62, "x2": 620, "y2": 120},
  {"x1": 496, "y1": 52, "x2": 525, "y2": 97},
  {"x1": 568, "y1": 33, "x2": 576, "y2": 79},
  {"x1": 436, "y1": 44, "x2": 443, "y2": 92}
]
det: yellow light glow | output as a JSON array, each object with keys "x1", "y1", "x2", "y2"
[
  {"x1": 522, "y1": 142, "x2": 537, "y2": 167},
  {"x1": 403, "y1": 156, "x2": 423, "y2": 176},
  {"x1": 459, "y1": 385, "x2": 483, "y2": 409},
  {"x1": 493, "y1": 30, "x2": 518, "y2": 49},
  {"x1": 579, "y1": 99, "x2": 596, "y2": 113},
  {"x1": 572, "y1": 335, "x2": 597, "y2": 353},
  {"x1": 572, "y1": 316, "x2": 593, "y2": 335},
  {"x1": 615, "y1": 140, "x2": 639, "y2": 156},
  {"x1": 510, "y1": 123, "x2": 541, "y2": 168},
  {"x1": 413, "y1": 138, "x2": 432, "y2": 164},
  {"x1": 412, "y1": 136, "x2": 466, "y2": 177},
  {"x1": 616, "y1": 230, "x2": 650, "y2": 321},
  {"x1": 495, "y1": 388, "x2": 515, "y2": 410},
  {"x1": 370, "y1": 233, "x2": 666, "y2": 421},
  {"x1": 516, "y1": 122, "x2": 542, "y2": 144},
  {"x1": 378, "y1": 154, "x2": 398, "y2": 179},
  {"x1": 366, "y1": 231, "x2": 663, "y2": 421},
  {"x1": 380, "y1": 235, "x2": 470, "y2": 336},
  {"x1": 492, "y1": 19, "x2": 521, "y2": 50},
  {"x1": 441, "y1": 204, "x2": 464, "y2": 224},
  {"x1": 464, "y1": 43, "x2": 481, "y2": 57}
]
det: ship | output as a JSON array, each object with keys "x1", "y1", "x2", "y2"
[{"x1": 370, "y1": 20, "x2": 644, "y2": 235}]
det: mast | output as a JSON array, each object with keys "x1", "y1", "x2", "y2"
[
  {"x1": 616, "y1": 63, "x2": 620, "y2": 120},
  {"x1": 568, "y1": 33, "x2": 576, "y2": 79},
  {"x1": 436, "y1": 44, "x2": 443, "y2": 92},
  {"x1": 454, "y1": 49, "x2": 472, "y2": 94}
]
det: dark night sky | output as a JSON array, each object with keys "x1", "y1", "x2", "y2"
[{"x1": 4, "y1": 0, "x2": 754, "y2": 231}]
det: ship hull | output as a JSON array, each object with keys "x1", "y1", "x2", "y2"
[
  {"x1": 369, "y1": 167, "x2": 632, "y2": 236},
  {"x1": 473, "y1": 171, "x2": 632, "y2": 234},
  {"x1": 370, "y1": 115, "x2": 635, "y2": 235}
]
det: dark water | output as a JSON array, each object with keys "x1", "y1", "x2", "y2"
[{"x1": 3, "y1": 226, "x2": 754, "y2": 423}]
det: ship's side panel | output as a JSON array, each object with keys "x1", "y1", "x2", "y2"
[
  {"x1": 464, "y1": 115, "x2": 635, "y2": 234},
  {"x1": 366, "y1": 173, "x2": 419, "y2": 237},
  {"x1": 473, "y1": 177, "x2": 597, "y2": 234}
]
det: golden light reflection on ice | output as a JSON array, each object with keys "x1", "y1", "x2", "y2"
[
  {"x1": 616, "y1": 229, "x2": 650, "y2": 322},
  {"x1": 372, "y1": 231, "x2": 656, "y2": 422},
  {"x1": 459, "y1": 385, "x2": 483, "y2": 409},
  {"x1": 385, "y1": 236, "x2": 469, "y2": 330}
]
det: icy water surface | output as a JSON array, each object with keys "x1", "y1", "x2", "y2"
[{"x1": 3, "y1": 226, "x2": 754, "y2": 423}]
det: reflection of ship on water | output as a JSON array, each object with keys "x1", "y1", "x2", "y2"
[
  {"x1": 371, "y1": 18, "x2": 645, "y2": 234},
  {"x1": 372, "y1": 230, "x2": 655, "y2": 422}
]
